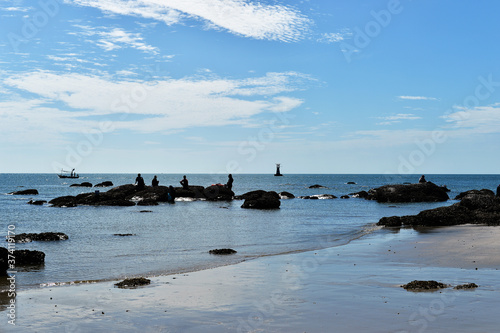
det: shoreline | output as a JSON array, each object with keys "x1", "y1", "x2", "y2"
[{"x1": 3, "y1": 224, "x2": 500, "y2": 332}]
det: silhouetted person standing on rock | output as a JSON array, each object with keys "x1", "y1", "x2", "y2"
[
  {"x1": 419, "y1": 175, "x2": 427, "y2": 183},
  {"x1": 135, "y1": 173, "x2": 145, "y2": 190},
  {"x1": 226, "y1": 174, "x2": 234, "y2": 191},
  {"x1": 152, "y1": 175, "x2": 159, "y2": 187},
  {"x1": 180, "y1": 175, "x2": 189, "y2": 190}
]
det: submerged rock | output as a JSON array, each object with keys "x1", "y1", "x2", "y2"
[
  {"x1": 401, "y1": 280, "x2": 449, "y2": 291},
  {"x1": 366, "y1": 182, "x2": 449, "y2": 203},
  {"x1": 340, "y1": 195, "x2": 350, "y2": 199},
  {"x1": 350, "y1": 191, "x2": 369, "y2": 199},
  {"x1": 115, "y1": 277, "x2": 151, "y2": 288},
  {"x1": 309, "y1": 184, "x2": 328, "y2": 189},
  {"x1": 454, "y1": 283, "x2": 478, "y2": 290},
  {"x1": 378, "y1": 190, "x2": 500, "y2": 227},
  {"x1": 299, "y1": 194, "x2": 337, "y2": 200},
  {"x1": 113, "y1": 234, "x2": 136, "y2": 237},
  {"x1": 346, "y1": 182, "x2": 356, "y2": 185},
  {"x1": 209, "y1": 248, "x2": 237, "y2": 255},
  {"x1": 9, "y1": 189, "x2": 39, "y2": 195},
  {"x1": 240, "y1": 190, "x2": 280, "y2": 209},
  {"x1": 11, "y1": 232, "x2": 68, "y2": 243},
  {"x1": 70, "y1": 182, "x2": 92, "y2": 187},
  {"x1": 27, "y1": 200, "x2": 47, "y2": 205}
]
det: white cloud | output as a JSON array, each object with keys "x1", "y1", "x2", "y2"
[
  {"x1": 74, "y1": 25, "x2": 159, "y2": 54},
  {"x1": 442, "y1": 105, "x2": 500, "y2": 134},
  {"x1": 398, "y1": 96, "x2": 438, "y2": 101},
  {"x1": 2, "y1": 70, "x2": 308, "y2": 137},
  {"x1": 70, "y1": 0, "x2": 312, "y2": 42}
]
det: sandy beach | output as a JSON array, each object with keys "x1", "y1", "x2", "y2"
[{"x1": 4, "y1": 224, "x2": 500, "y2": 333}]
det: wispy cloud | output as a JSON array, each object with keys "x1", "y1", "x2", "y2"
[
  {"x1": 398, "y1": 95, "x2": 438, "y2": 101},
  {"x1": 317, "y1": 29, "x2": 352, "y2": 44},
  {"x1": 73, "y1": 25, "x2": 159, "y2": 54},
  {"x1": 377, "y1": 113, "x2": 421, "y2": 125},
  {"x1": 70, "y1": 0, "x2": 312, "y2": 42}
]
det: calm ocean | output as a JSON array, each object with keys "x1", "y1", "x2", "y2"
[{"x1": 1, "y1": 173, "x2": 498, "y2": 291}]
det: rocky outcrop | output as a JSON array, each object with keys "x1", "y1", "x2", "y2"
[
  {"x1": 137, "y1": 199, "x2": 159, "y2": 206},
  {"x1": 402, "y1": 280, "x2": 449, "y2": 291},
  {"x1": 11, "y1": 232, "x2": 68, "y2": 243},
  {"x1": 454, "y1": 189, "x2": 494, "y2": 200},
  {"x1": 115, "y1": 277, "x2": 151, "y2": 288},
  {"x1": 351, "y1": 191, "x2": 369, "y2": 199},
  {"x1": 279, "y1": 191, "x2": 295, "y2": 199},
  {"x1": 378, "y1": 190, "x2": 500, "y2": 227},
  {"x1": 209, "y1": 248, "x2": 237, "y2": 255},
  {"x1": 9, "y1": 189, "x2": 39, "y2": 195},
  {"x1": 95, "y1": 181, "x2": 114, "y2": 187},
  {"x1": 340, "y1": 195, "x2": 350, "y2": 199},
  {"x1": 366, "y1": 182, "x2": 449, "y2": 203},
  {"x1": 70, "y1": 182, "x2": 92, "y2": 187},
  {"x1": 1, "y1": 248, "x2": 45, "y2": 274},
  {"x1": 239, "y1": 190, "x2": 280, "y2": 209},
  {"x1": 203, "y1": 185, "x2": 234, "y2": 201}
]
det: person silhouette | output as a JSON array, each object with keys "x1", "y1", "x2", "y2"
[
  {"x1": 135, "y1": 173, "x2": 145, "y2": 190},
  {"x1": 152, "y1": 175, "x2": 159, "y2": 187},
  {"x1": 419, "y1": 175, "x2": 427, "y2": 183},
  {"x1": 226, "y1": 174, "x2": 233, "y2": 191},
  {"x1": 168, "y1": 185, "x2": 176, "y2": 203},
  {"x1": 180, "y1": 175, "x2": 189, "y2": 190}
]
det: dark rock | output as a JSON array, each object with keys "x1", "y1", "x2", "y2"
[
  {"x1": 209, "y1": 248, "x2": 237, "y2": 255},
  {"x1": 440, "y1": 185, "x2": 451, "y2": 192},
  {"x1": 347, "y1": 182, "x2": 356, "y2": 185},
  {"x1": 279, "y1": 191, "x2": 295, "y2": 199},
  {"x1": 94, "y1": 181, "x2": 114, "y2": 187},
  {"x1": 454, "y1": 189, "x2": 495, "y2": 200},
  {"x1": 9, "y1": 189, "x2": 39, "y2": 195},
  {"x1": 27, "y1": 200, "x2": 47, "y2": 205},
  {"x1": 172, "y1": 186, "x2": 206, "y2": 199},
  {"x1": 137, "y1": 199, "x2": 159, "y2": 206},
  {"x1": 0, "y1": 247, "x2": 8, "y2": 276},
  {"x1": 340, "y1": 195, "x2": 350, "y2": 199},
  {"x1": 454, "y1": 283, "x2": 478, "y2": 290},
  {"x1": 309, "y1": 184, "x2": 328, "y2": 189},
  {"x1": 367, "y1": 182, "x2": 449, "y2": 203},
  {"x1": 203, "y1": 185, "x2": 234, "y2": 201},
  {"x1": 299, "y1": 194, "x2": 337, "y2": 199},
  {"x1": 351, "y1": 191, "x2": 369, "y2": 199},
  {"x1": 11, "y1": 232, "x2": 68, "y2": 243},
  {"x1": 115, "y1": 277, "x2": 151, "y2": 288},
  {"x1": 240, "y1": 191, "x2": 280, "y2": 209},
  {"x1": 95, "y1": 199, "x2": 135, "y2": 207},
  {"x1": 139, "y1": 210, "x2": 153, "y2": 213},
  {"x1": 378, "y1": 191, "x2": 500, "y2": 227},
  {"x1": 70, "y1": 182, "x2": 92, "y2": 187},
  {"x1": 49, "y1": 196, "x2": 77, "y2": 207},
  {"x1": 12, "y1": 249, "x2": 45, "y2": 265},
  {"x1": 114, "y1": 234, "x2": 136, "y2": 237},
  {"x1": 401, "y1": 280, "x2": 449, "y2": 291}
]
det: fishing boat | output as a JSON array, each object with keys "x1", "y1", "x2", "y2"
[{"x1": 58, "y1": 169, "x2": 79, "y2": 179}]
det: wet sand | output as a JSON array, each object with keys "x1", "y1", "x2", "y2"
[{"x1": 4, "y1": 225, "x2": 500, "y2": 332}]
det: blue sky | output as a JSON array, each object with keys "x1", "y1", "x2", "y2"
[{"x1": 1, "y1": 0, "x2": 499, "y2": 174}]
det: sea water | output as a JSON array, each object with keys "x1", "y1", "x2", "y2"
[{"x1": 0, "y1": 173, "x2": 498, "y2": 291}]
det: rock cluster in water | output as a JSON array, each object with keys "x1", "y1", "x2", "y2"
[
  {"x1": 49, "y1": 184, "x2": 235, "y2": 207},
  {"x1": 209, "y1": 248, "x2": 237, "y2": 255},
  {"x1": 9, "y1": 189, "x2": 39, "y2": 195},
  {"x1": 10, "y1": 232, "x2": 68, "y2": 243},
  {"x1": 378, "y1": 190, "x2": 500, "y2": 227}
]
